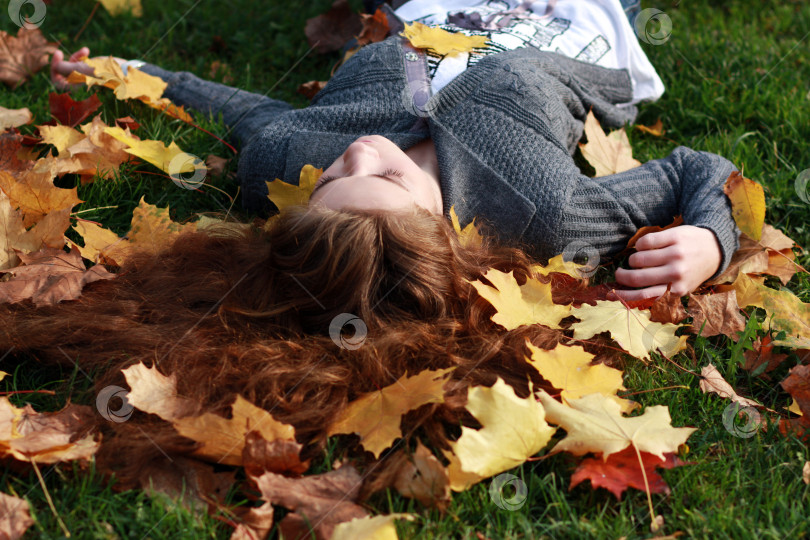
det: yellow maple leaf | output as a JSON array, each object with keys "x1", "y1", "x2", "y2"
[
  {"x1": 98, "y1": 0, "x2": 143, "y2": 17},
  {"x1": 0, "y1": 169, "x2": 82, "y2": 228},
  {"x1": 0, "y1": 191, "x2": 69, "y2": 270},
  {"x1": 578, "y1": 110, "x2": 641, "y2": 177},
  {"x1": 450, "y1": 206, "x2": 483, "y2": 248},
  {"x1": 446, "y1": 378, "x2": 556, "y2": 491},
  {"x1": 723, "y1": 171, "x2": 765, "y2": 241},
  {"x1": 39, "y1": 124, "x2": 85, "y2": 154},
  {"x1": 735, "y1": 276, "x2": 810, "y2": 348},
  {"x1": 470, "y1": 268, "x2": 571, "y2": 330},
  {"x1": 265, "y1": 164, "x2": 321, "y2": 211},
  {"x1": 524, "y1": 341, "x2": 637, "y2": 413},
  {"x1": 531, "y1": 253, "x2": 585, "y2": 278},
  {"x1": 327, "y1": 367, "x2": 455, "y2": 458},
  {"x1": 104, "y1": 126, "x2": 203, "y2": 177},
  {"x1": 569, "y1": 300, "x2": 687, "y2": 361},
  {"x1": 401, "y1": 22, "x2": 488, "y2": 56},
  {"x1": 536, "y1": 389, "x2": 695, "y2": 461},
  {"x1": 332, "y1": 514, "x2": 415, "y2": 540},
  {"x1": 173, "y1": 395, "x2": 296, "y2": 466}
]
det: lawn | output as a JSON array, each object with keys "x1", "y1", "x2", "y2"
[{"x1": 1, "y1": 0, "x2": 809, "y2": 538}]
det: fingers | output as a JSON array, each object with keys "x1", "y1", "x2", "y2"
[
  {"x1": 607, "y1": 284, "x2": 669, "y2": 302},
  {"x1": 627, "y1": 244, "x2": 678, "y2": 269},
  {"x1": 615, "y1": 263, "x2": 683, "y2": 288},
  {"x1": 634, "y1": 229, "x2": 678, "y2": 251},
  {"x1": 69, "y1": 47, "x2": 90, "y2": 61}
]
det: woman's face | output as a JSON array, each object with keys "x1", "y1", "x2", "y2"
[{"x1": 307, "y1": 135, "x2": 442, "y2": 215}]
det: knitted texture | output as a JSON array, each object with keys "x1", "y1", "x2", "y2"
[{"x1": 139, "y1": 36, "x2": 740, "y2": 276}]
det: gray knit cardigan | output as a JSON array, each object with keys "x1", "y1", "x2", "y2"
[{"x1": 140, "y1": 36, "x2": 740, "y2": 275}]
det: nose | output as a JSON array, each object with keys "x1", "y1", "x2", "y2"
[{"x1": 343, "y1": 140, "x2": 380, "y2": 176}]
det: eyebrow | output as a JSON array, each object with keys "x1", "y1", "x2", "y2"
[{"x1": 310, "y1": 173, "x2": 409, "y2": 197}]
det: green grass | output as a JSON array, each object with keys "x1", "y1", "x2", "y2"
[{"x1": 2, "y1": 0, "x2": 810, "y2": 538}]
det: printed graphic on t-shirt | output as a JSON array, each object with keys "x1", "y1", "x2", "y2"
[{"x1": 409, "y1": 1, "x2": 611, "y2": 85}]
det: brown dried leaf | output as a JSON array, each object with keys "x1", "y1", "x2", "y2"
[
  {"x1": 357, "y1": 8, "x2": 390, "y2": 46},
  {"x1": 698, "y1": 363, "x2": 759, "y2": 407},
  {"x1": 706, "y1": 234, "x2": 769, "y2": 285},
  {"x1": 779, "y1": 364, "x2": 810, "y2": 436},
  {"x1": 297, "y1": 80, "x2": 327, "y2": 100},
  {"x1": 305, "y1": 0, "x2": 363, "y2": 54},
  {"x1": 393, "y1": 441, "x2": 450, "y2": 509},
  {"x1": 649, "y1": 288, "x2": 688, "y2": 324},
  {"x1": 687, "y1": 290, "x2": 746, "y2": 338},
  {"x1": 0, "y1": 491, "x2": 34, "y2": 540},
  {"x1": 0, "y1": 245, "x2": 114, "y2": 306},
  {"x1": 252, "y1": 466, "x2": 368, "y2": 540},
  {"x1": 0, "y1": 28, "x2": 57, "y2": 88},
  {"x1": 242, "y1": 430, "x2": 309, "y2": 477},
  {"x1": 0, "y1": 106, "x2": 32, "y2": 132},
  {"x1": 0, "y1": 397, "x2": 99, "y2": 464},
  {"x1": 743, "y1": 335, "x2": 789, "y2": 377}
]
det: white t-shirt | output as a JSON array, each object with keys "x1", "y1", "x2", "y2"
[{"x1": 394, "y1": 0, "x2": 665, "y2": 106}]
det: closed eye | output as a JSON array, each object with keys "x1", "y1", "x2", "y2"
[{"x1": 311, "y1": 169, "x2": 406, "y2": 196}]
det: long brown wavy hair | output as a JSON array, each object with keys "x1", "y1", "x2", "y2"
[{"x1": 0, "y1": 205, "x2": 562, "y2": 490}]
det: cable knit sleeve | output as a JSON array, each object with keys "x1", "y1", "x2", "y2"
[
  {"x1": 559, "y1": 146, "x2": 741, "y2": 279},
  {"x1": 137, "y1": 62, "x2": 294, "y2": 147}
]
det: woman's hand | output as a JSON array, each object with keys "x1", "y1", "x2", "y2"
[
  {"x1": 609, "y1": 225, "x2": 722, "y2": 301},
  {"x1": 50, "y1": 47, "x2": 128, "y2": 90}
]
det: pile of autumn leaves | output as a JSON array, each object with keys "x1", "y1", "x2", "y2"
[{"x1": 2, "y1": 21, "x2": 810, "y2": 540}]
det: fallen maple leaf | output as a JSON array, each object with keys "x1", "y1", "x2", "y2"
[
  {"x1": 470, "y1": 268, "x2": 572, "y2": 330},
  {"x1": 122, "y1": 195, "x2": 197, "y2": 257},
  {"x1": 570, "y1": 446, "x2": 683, "y2": 499},
  {"x1": 0, "y1": 491, "x2": 34, "y2": 540},
  {"x1": 446, "y1": 378, "x2": 556, "y2": 491},
  {"x1": 332, "y1": 514, "x2": 415, "y2": 540},
  {"x1": 649, "y1": 288, "x2": 688, "y2": 324},
  {"x1": 49, "y1": 93, "x2": 102, "y2": 128},
  {"x1": 723, "y1": 171, "x2": 765, "y2": 241},
  {"x1": 98, "y1": 0, "x2": 143, "y2": 17},
  {"x1": 327, "y1": 367, "x2": 454, "y2": 458},
  {"x1": 305, "y1": 0, "x2": 363, "y2": 54},
  {"x1": 531, "y1": 253, "x2": 586, "y2": 278},
  {"x1": 525, "y1": 341, "x2": 637, "y2": 413},
  {"x1": 401, "y1": 22, "x2": 488, "y2": 56},
  {"x1": 687, "y1": 290, "x2": 746, "y2": 338},
  {"x1": 121, "y1": 362, "x2": 198, "y2": 420},
  {"x1": 0, "y1": 167, "x2": 82, "y2": 227},
  {"x1": 104, "y1": 125, "x2": 204, "y2": 178},
  {"x1": 0, "y1": 246, "x2": 115, "y2": 306},
  {"x1": 450, "y1": 206, "x2": 483, "y2": 248},
  {"x1": 0, "y1": 27, "x2": 57, "y2": 88},
  {"x1": 780, "y1": 364, "x2": 810, "y2": 436},
  {"x1": 0, "y1": 106, "x2": 32, "y2": 132},
  {"x1": 393, "y1": 441, "x2": 450, "y2": 508},
  {"x1": 743, "y1": 335, "x2": 789, "y2": 376},
  {"x1": 251, "y1": 465, "x2": 368, "y2": 540},
  {"x1": 357, "y1": 8, "x2": 391, "y2": 46},
  {"x1": 0, "y1": 398, "x2": 99, "y2": 464},
  {"x1": 578, "y1": 110, "x2": 641, "y2": 177},
  {"x1": 0, "y1": 191, "x2": 70, "y2": 271},
  {"x1": 536, "y1": 390, "x2": 695, "y2": 461},
  {"x1": 633, "y1": 118, "x2": 665, "y2": 137},
  {"x1": 297, "y1": 80, "x2": 328, "y2": 100},
  {"x1": 736, "y1": 276, "x2": 810, "y2": 348},
  {"x1": 698, "y1": 363, "x2": 760, "y2": 407},
  {"x1": 242, "y1": 430, "x2": 310, "y2": 477},
  {"x1": 623, "y1": 216, "x2": 683, "y2": 254},
  {"x1": 138, "y1": 455, "x2": 234, "y2": 513},
  {"x1": 173, "y1": 395, "x2": 296, "y2": 466},
  {"x1": 569, "y1": 300, "x2": 688, "y2": 361},
  {"x1": 803, "y1": 461, "x2": 809, "y2": 485},
  {"x1": 266, "y1": 164, "x2": 321, "y2": 211}
]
